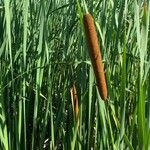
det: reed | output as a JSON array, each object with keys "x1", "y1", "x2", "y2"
[{"x1": 83, "y1": 13, "x2": 107, "y2": 100}]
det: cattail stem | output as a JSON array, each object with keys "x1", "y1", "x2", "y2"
[{"x1": 83, "y1": 13, "x2": 107, "y2": 100}]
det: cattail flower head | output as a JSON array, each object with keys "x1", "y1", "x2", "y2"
[
  {"x1": 70, "y1": 82, "x2": 79, "y2": 120},
  {"x1": 83, "y1": 13, "x2": 107, "y2": 100}
]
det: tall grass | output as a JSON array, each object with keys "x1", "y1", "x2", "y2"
[{"x1": 0, "y1": 0, "x2": 150, "y2": 149}]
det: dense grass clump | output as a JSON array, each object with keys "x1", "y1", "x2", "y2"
[{"x1": 0, "y1": 0, "x2": 150, "y2": 150}]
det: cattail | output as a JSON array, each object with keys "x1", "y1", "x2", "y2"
[
  {"x1": 83, "y1": 13, "x2": 107, "y2": 100},
  {"x1": 70, "y1": 82, "x2": 79, "y2": 120}
]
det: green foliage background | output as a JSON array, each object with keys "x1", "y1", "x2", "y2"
[{"x1": 0, "y1": 0, "x2": 150, "y2": 149}]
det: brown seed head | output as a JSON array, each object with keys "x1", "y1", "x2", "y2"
[
  {"x1": 70, "y1": 82, "x2": 79, "y2": 120},
  {"x1": 83, "y1": 13, "x2": 107, "y2": 100}
]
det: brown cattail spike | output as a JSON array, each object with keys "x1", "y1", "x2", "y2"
[
  {"x1": 83, "y1": 13, "x2": 107, "y2": 100},
  {"x1": 70, "y1": 82, "x2": 79, "y2": 120}
]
